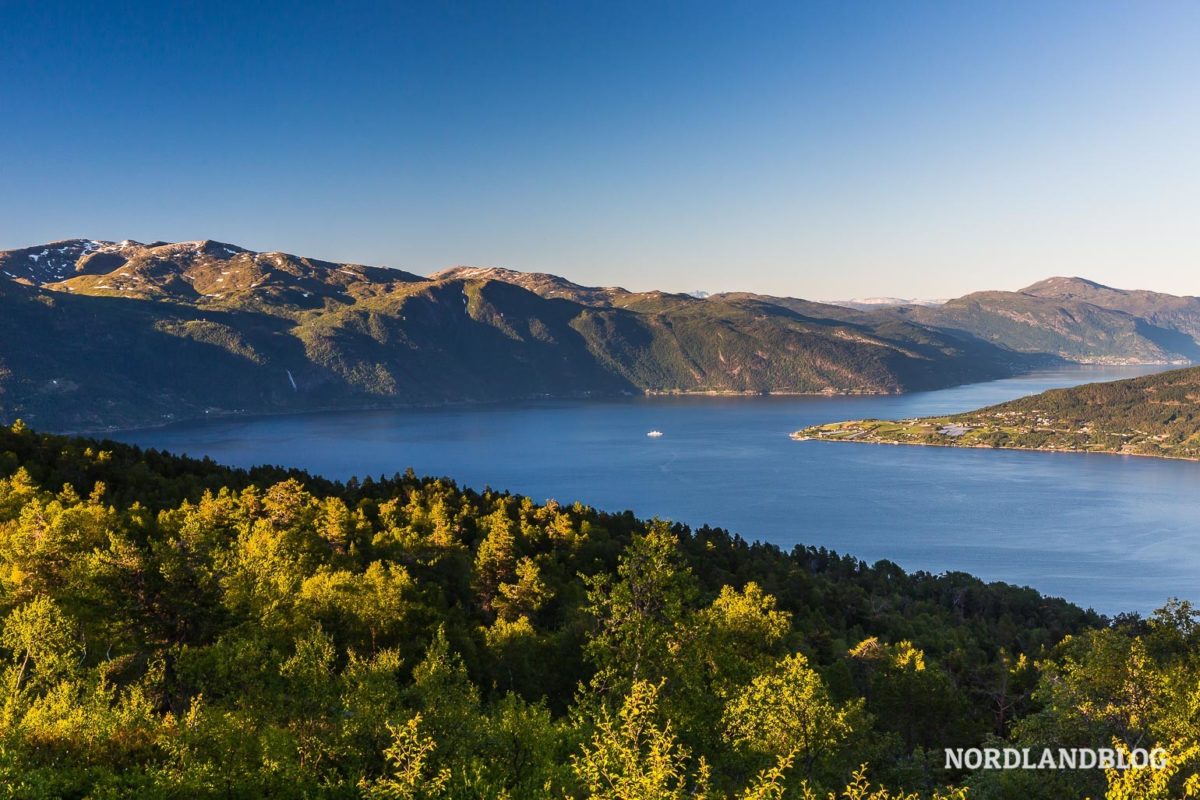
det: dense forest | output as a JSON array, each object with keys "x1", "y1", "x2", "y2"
[
  {"x1": 795, "y1": 365, "x2": 1200, "y2": 460},
  {"x1": 0, "y1": 422, "x2": 1196, "y2": 798}
]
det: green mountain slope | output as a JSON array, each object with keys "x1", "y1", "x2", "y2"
[
  {"x1": 0, "y1": 239, "x2": 1032, "y2": 431},
  {"x1": 0, "y1": 271, "x2": 634, "y2": 431},
  {"x1": 431, "y1": 270, "x2": 1041, "y2": 391},
  {"x1": 795, "y1": 365, "x2": 1200, "y2": 459}
]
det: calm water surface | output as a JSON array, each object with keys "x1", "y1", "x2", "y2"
[{"x1": 112, "y1": 365, "x2": 1198, "y2": 615}]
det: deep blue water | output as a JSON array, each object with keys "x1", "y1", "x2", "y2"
[{"x1": 111, "y1": 365, "x2": 1198, "y2": 615}]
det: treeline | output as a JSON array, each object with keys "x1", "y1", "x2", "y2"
[{"x1": 0, "y1": 423, "x2": 1195, "y2": 798}]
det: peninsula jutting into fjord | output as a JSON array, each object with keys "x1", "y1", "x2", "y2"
[{"x1": 794, "y1": 365, "x2": 1200, "y2": 460}]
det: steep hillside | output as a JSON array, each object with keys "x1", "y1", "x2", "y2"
[
  {"x1": 0, "y1": 274, "x2": 632, "y2": 431},
  {"x1": 892, "y1": 277, "x2": 1200, "y2": 363},
  {"x1": 0, "y1": 239, "x2": 1033, "y2": 431},
  {"x1": 430, "y1": 272, "x2": 1036, "y2": 390},
  {"x1": 795, "y1": 365, "x2": 1200, "y2": 460},
  {"x1": 1022, "y1": 276, "x2": 1200, "y2": 340},
  {"x1": 575, "y1": 291, "x2": 1027, "y2": 393},
  {"x1": 0, "y1": 276, "x2": 344, "y2": 430}
]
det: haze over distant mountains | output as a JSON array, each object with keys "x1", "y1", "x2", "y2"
[
  {"x1": 0, "y1": 238, "x2": 1197, "y2": 431},
  {"x1": 829, "y1": 297, "x2": 949, "y2": 311}
]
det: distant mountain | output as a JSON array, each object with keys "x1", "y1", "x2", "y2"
[
  {"x1": 708, "y1": 292, "x2": 869, "y2": 323},
  {"x1": 890, "y1": 277, "x2": 1200, "y2": 364},
  {"x1": 794, "y1": 364, "x2": 1200, "y2": 460},
  {"x1": 1021, "y1": 276, "x2": 1200, "y2": 340},
  {"x1": 0, "y1": 239, "x2": 1032, "y2": 431},
  {"x1": 833, "y1": 297, "x2": 949, "y2": 310}
]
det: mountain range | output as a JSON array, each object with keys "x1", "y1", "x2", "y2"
[
  {"x1": 0, "y1": 238, "x2": 1197, "y2": 431},
  {"x1": 888, "y1": 277, "x2": 1200, "y2": 364}
]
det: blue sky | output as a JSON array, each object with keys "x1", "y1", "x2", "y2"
[{"x1": 2, "y1": 1, "x2": 1197, "y2": 299}]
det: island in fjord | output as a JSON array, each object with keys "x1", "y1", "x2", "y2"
[{"x1": 794, "y1": 365, "x2": 1200, "y2": 460}]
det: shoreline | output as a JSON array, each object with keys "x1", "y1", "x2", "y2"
[
  {"x1": 39, "y1": 362, "x2": 1182, "y2": 438},
  {"x1": 791, "y1": 432, "x2": 1200, "y2": 463},
  {"x1": 60, "y1": 387, "x2": 892, "y2": 437},
  {"x1": 51, "y1": 386, "x2": 935, "y2": 437}
]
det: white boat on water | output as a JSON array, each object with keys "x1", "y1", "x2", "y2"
[{"x1": 646, "y1": 430, "x2": 664, "y2": 437}]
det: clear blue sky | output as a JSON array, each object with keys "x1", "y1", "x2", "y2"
[{"x1": 2, "y1": 1, "x2": 1197, "y2": 299}]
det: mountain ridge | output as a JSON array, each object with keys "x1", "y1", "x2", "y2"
[
  {"x1": 885, "y1": 275, "x2": 1200, "y2": 364},
  {"x1": 3, "y1": 240, "x2": 1199, "y2": 432},
  {"x1": 0, "y1": 238, "x2": 1036, "y2": 431}
]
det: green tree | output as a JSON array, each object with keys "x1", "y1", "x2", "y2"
[
  {"x1": 494, "y1": 556, "x2": 551, "y2": 622},
  {"x1": 474, "y1": 509, "x2": 518, "y2": 615},
  {"x1": 584, "y1": 522, "x2": 696, "y2": 693},
  {"x1": 361, "y1": 714, "x2": 450, "y2": 800},
  {"x1": 1, "y1": 596, "x2": 81, "y2": 722},
  {"x1": 724, "y1": 652, "x2": 859, "y2": 780},
  {"x1": 406, "y1": 627, "x2": 483, "y2": 771},
  {"x1": 572, "y1": 679, "x2": 711, "y2": 800}
]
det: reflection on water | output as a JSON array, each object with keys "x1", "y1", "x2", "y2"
[{"x1": 112, "y1": 365, "x2": 1196, "y2": 615}]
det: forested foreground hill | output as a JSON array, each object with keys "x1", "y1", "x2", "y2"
[
  {"x1": 0, "y1": 240, "x2": 1027, "y2": 432},
  {"x1": 1, "y1": 423, "x2": 1198, "y2": 798},
  {"x1": 795, "y1": 365, "x2": 1200, "y2": 460}
]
